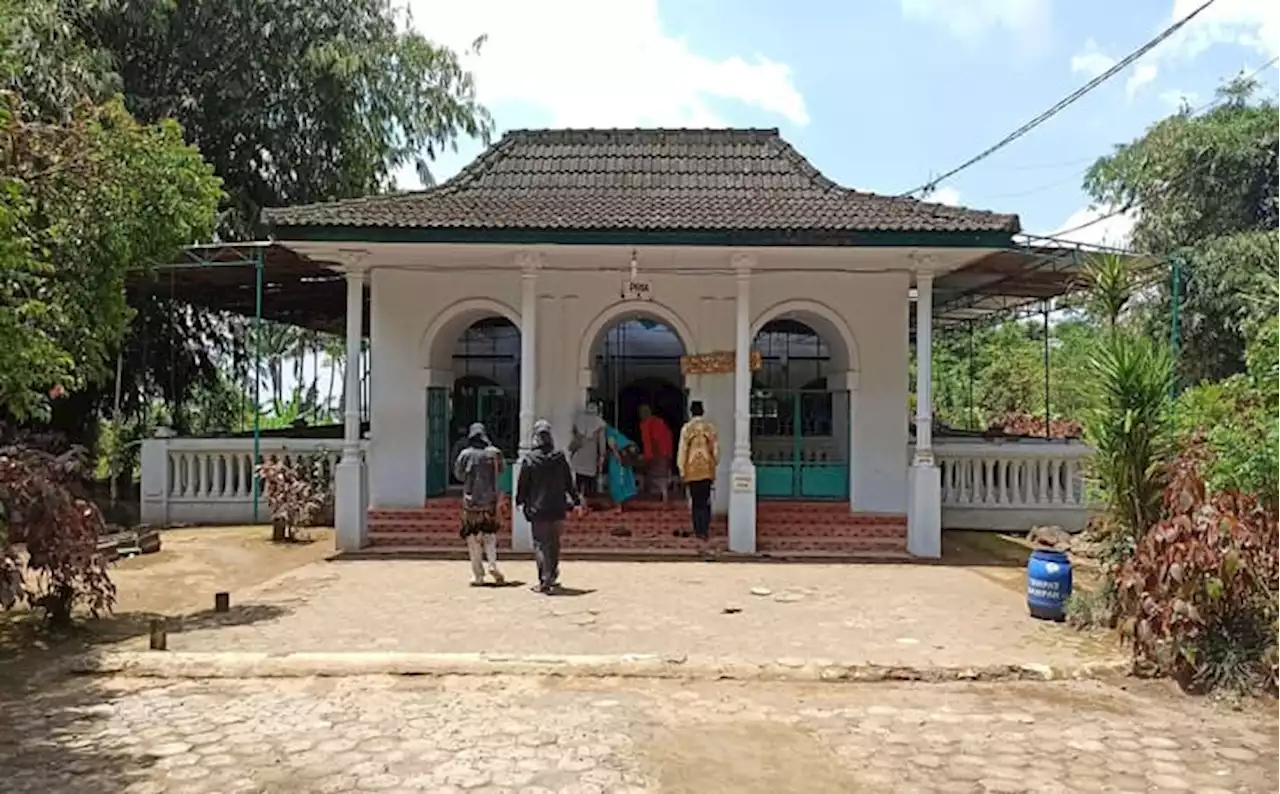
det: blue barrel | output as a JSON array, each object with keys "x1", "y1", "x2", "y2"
[{"x1": 1026, "y1": 549, "x2": 1072, "y2": 621}]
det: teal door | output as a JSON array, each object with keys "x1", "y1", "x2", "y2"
[
  {"x1": 477, "y1": 386, "x2": 517, "y2": 494},
  {"x1": 752, "y1": 388, "x2": 850, "y2": 499},
  {"x1": 425, "y1": 387, "x2": 450, "y2": 497}
]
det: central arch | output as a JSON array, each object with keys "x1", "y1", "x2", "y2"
[
  {"x1": 589, "y1": 317, "x2": 688, "y2": 445},
  {"x1": 577, "y1": 299, "x2": 696, "y2": 374}
]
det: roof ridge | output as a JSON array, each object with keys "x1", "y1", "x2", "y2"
[{"x1": 436, "y1": 133, "x2": 518, "y2": 194}]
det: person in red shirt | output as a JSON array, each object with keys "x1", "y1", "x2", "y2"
[{"x1": 638, "y1": 404, "x2": 675, "y2": 503}]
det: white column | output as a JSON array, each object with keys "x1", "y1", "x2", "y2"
[
  {"x1": 728, "y1": 254, "x2": 757, "y2": 553},
  {"x1": 139, "y1": 435, "x2": 171, "y2": 527},
  {"x1": 511, "y1": 253, "x2": 540, "y2": 552},
  {"x1": 334, "y1": 268, "x2": 367, "y2": 552},
  {"x1": 908, "y1": 270, "x2": 941, "y2": 557}
]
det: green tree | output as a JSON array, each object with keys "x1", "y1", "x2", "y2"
[
  {"x1": 77, "y1": 0, "x2": 492, "y2": 235},
  {"x1": 1085, "y1": 79, "x2": 1279, "y2": 384},
  {"x1": 0, "y1": 94, "x2": 222, "y2": 420},
  {"x1": 0, "y1": 0, "x2": 118, "y2": 119},
  {"x1": 62, "y1": 0, "x2": 492, "y2": 443}
]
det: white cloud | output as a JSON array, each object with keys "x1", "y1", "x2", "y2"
[
  {"x1": 1070, "y1": 39, "x2": 1117, "y2": 77},
  {"x1": 1165, "y1": 0, "x2": 1279, "y2": 62},
  {"x1": 1125, "y1": 64, "x2": 1159, "y2": 98},
  {"x1": 898, "y1": 0, "x2": 1051, "y2": 39},
  {"x1": 929, "y1": 186, "x2": 963, "y2": 206},
  {"x1": 1049, "y1": 206, "x2": 1139, "y2": 248},
  {"x1": 403, "y1": 0, "x2": 808, "y2": 130},
  {"x1": 1120, "y1": 0, "x2": 1279, "y2": 100}
]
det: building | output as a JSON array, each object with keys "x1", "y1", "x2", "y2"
[{"x1": 139, "y1": 128, "x2": 1095, "y2": 556}]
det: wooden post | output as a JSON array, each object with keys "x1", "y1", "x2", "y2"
[
  {"x1": 149, "y1": 618, "x2": 167, "y2": 651},
  {"x1": 214, "y1": 592, "x2": 230, "y2": 613}
]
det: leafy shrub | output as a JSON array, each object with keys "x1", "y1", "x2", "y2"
[
  {"x1": 1115, "y1": 445, "x2": 1279, "y2": 694},
  {"x1": 0, "y1": 444, "x2": 115, "y2": 625},
  {"x1": 1172, "y1": 279, "x2": 1278, "y2": 510},
  {"x1": 256, "y1": 457, "x2": 324, "y2": 541},
  {"x1": 1083, "y1": 330, "x2": 1175, "y2": 564}
]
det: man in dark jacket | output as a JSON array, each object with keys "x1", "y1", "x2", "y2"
[{"x1": 516, "y1": 419, "x2": 583, "y2": 594}]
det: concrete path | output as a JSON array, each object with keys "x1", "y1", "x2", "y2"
[
  {"x1": 144, "y1": 559, "x2": 1116, "y2": 670},
  {"x1": 1, "y1": 675, "x2": 1274, "y2": 793}
]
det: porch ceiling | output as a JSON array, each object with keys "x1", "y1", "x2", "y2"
[
  {"x1": 929, "y1": 237, "x2": 1154, "y2": 328},
  {"x1": 125, "y1": 242, "x2": 365, "y2": 335},
  {"x1": 130, "y1": 238, "x2": 1148, "y2": 334}
]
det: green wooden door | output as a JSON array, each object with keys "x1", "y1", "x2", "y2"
[
  {"x1": 425, "y1": 387, "x2": 450, "y2": 497},
  {"x1": 752, "y1": 388, "x2": 849, "y2": 500}
]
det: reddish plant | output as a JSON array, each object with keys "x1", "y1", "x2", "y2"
[
  {"x1": 0, "y1": 444, "x2": 116, "y2": 626},
  {"x1": 986, "y1": 411, "x2": 1084, "y2": 439},
  {"x1": 256, "y1": 458, "x2": 325, "y2": 542},
  {"x1": 1115, "y1": 444, "x2": 1279, "y2": 693}
]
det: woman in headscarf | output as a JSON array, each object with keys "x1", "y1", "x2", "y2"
[
  {"x1": 603, "y1": 422, "x2": 639, "y2": 513},
  {"x1": 570, "y1": 402, "x2": 606, "y2": 506}
]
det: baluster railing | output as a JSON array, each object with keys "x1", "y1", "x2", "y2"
[
  {"x1": 909, "y1": 440, "x2": 1094, "y2": 531},
  {"x1": 142, "y1": 437, "x2": 362, "y2": 526}
]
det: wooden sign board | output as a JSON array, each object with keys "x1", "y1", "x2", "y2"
[{"x1": 679, "y1": 350, "x2": 764, "y2": 376}]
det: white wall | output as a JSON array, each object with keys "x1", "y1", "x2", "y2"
[{"x1": 367, "y1": 253, "x2": 909, "y2": 514}]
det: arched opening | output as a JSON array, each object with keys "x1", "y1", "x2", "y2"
[
  {"x1": 424, "y1": 313, "x2": 521, "y2": 497},
  {"x1": 751, "y1": 318, "x2": 850, "y2": 499},
  {"x1": 590, "y1": 317, "x2": 686, "y2": 464},
  {"x1": 450, "y1": 318, "x2": 520, "y2": 462}
]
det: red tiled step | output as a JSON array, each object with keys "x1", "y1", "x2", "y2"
[
  {"x1": 756, "y1": 536, "x2": 907, "y2": 554},
  {"x1": 367, "y1": 500, "x2": 906, "y2": 555},
  {"x1": 367, "y1": 533, "x2": 730, "y2": 553}
]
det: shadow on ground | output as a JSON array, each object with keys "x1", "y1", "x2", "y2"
[
  {"x1": 0, "y1": 603, "x2": 291, "y2": 695},
  {"x1": 0, "y1": 601, "x2": 292, "y2": 791},
  {"x1": 940, "y1": 530, "x2": 1032, "y2": 568},
  {"x1": 0, "y1": 675, "x2": 160, "y2": 793}
]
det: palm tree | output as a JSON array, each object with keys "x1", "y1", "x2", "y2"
[{"x1": 323, "y1": 334, "x2": 345, "y2": 422}]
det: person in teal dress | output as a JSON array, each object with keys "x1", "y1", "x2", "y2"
[{"x1": 604, "y1": 424, "x2": 639, "y2": 512}]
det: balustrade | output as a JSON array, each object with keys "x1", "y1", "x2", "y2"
[{"x1": 141, "y1": 438, "x2": 359, "y2": 526}]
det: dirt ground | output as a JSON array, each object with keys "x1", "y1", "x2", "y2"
[{"x1": 0, "y1": 526, "x2": 334, "y2": 689}]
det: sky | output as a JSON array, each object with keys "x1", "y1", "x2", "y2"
[{"x1": 398, "y1": 0, "x2": 1279, "y2": 249}]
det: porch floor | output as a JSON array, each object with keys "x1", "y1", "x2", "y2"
[{"x1": 365, "y1": 499, "x2": 908, "y2": 559}]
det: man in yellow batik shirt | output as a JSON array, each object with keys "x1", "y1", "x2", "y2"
[{"x1": 676, "y1": 400, "x2": 719, "y2": 555}]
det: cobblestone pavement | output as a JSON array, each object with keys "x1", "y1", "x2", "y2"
[
  {"x1": 150, "y1": 560, "x2": 1114, "y2": 669},
  {"x1": 0, "y1": 675, "x2": 1274, "y2": 793}
]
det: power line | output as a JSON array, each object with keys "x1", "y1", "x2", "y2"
[
  {"x1": 1043, "y1": 55, "x2": 1278, "y2": 242},
  {"x1": 901, "y1": 0, "x2": 1220, "y2": 198}
]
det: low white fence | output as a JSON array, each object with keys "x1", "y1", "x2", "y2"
[
  {"x1": 140, "y1": 437, "x2": 364, "y2": 527},
  {"x1": 140, "y1": 435, "x2": 1092, "y2": 531},
  {"x1": 918, "y1": 440, "x2": 1094, "y2": 531}
]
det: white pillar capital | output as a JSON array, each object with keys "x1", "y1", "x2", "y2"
[
  {"x1": 731, "y1": 252, "x2": 756, "y2": 276},
  {"x1": 516, "y1": 250, "x2": 544, "y2": 274}
]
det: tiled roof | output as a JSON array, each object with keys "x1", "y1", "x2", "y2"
[{"x1": 265, "y1": 128, "x2": 1020, "y2": 235}]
